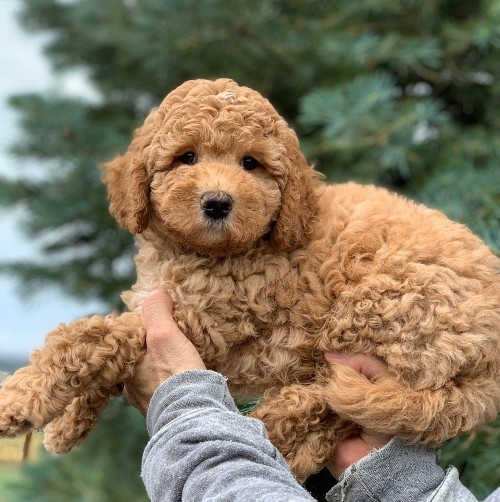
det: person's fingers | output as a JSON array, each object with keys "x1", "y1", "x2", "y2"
[
  {"x1": 324, "y1": 351, "x2": 389, "y2": 381},
  {"x1": 123, "y1": 356, "x2": 156, "y2": 416},
  {"x1": 323, "y1": 351, "x2": 393, "y2": 477}
]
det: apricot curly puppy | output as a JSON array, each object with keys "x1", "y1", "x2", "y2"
[{"x1": 1, "y1": 79, "x2": 499, "y2": 480}]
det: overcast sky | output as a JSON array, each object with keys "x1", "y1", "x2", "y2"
[{"x1": 0, "y1": 1, "x2": 103, "y2": 360}]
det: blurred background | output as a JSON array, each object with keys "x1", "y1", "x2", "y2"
[{"x1": 0, "y1": 0, "x2": 499, "y2": 500}]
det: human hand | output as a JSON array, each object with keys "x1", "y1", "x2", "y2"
[
  {"x1": 124, "y1": 290, "x2": 206, "y2": 416},
  {"x1": 324, "y1": 352, "x2": 392, "y2": 479}
]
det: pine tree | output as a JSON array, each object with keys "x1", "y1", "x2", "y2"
[
  {"x1": 2, "y1": 0, "x2": 499, "y2": 500},
  {"x1": 6, "y1": 399, "x2": 149, "y2": 502}
]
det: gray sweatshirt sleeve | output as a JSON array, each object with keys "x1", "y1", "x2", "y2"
[
  {"x1": 142, "y1": 370, "x2": 316, "y2": 501},
  {"x1": 142, "y1": 369, "x2": 499, "y2": 502},
  {"x1": 326, "y1": 437, "x2": 500, "y2": 502}
]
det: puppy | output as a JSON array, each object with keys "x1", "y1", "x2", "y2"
[{"x1": 1, "y1": 78, "x2": 498, "y2": 480}]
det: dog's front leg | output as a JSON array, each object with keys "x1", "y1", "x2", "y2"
[
  {"x1": 0, "y1": 311, "x2": 144, "y2": 438},
  {"x1": 42, "y1": 385, "x2": 123, "y2": 453}
]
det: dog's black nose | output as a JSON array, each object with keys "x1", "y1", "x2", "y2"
[{"x1": 201, "y1": 191, "x2": 233, "y2": 220}]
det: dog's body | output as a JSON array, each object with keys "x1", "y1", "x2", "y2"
[{"x1": 1, "y1": 79, "x2": 499, "y2": 480}]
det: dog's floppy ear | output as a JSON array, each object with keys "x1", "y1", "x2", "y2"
[
  {"x1": 270, "y1": 131, "x2": 319, "y2": 251},
  {"x1": 103, "y1": 79, "x2": 214, "y2": 234},
  {"x1": 102, "y1": 110, "x2": 160, "y2": 234}
]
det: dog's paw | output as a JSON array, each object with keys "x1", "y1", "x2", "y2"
[
  {"x1": 0, "y1": 367, "x2": 72, "y2": 437},
  {"x1": 43, "y1": 389, "x2": 111, "y2": 454},
  {"x1": 0, "y1": 414, "x2": 34, "y2": 437}
]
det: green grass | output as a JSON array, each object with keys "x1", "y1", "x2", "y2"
[{"x1": 0, "y1": 462, "x2": 24, "y2": 502}]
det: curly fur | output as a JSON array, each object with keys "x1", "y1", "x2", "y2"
[{"x1": 1, "y1": 79, "x2": 499, "y2": 480}]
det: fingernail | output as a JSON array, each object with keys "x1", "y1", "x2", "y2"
[
  {"x1": 324, "y1": 351, "x2": 348, "y2": 363},
  {"x1": 149, "y1": 288, "x2": 164, "y2": 296}
]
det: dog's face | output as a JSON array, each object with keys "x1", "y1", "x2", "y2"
[
  {"x1": 146, "y1": 86, "x2": 287, "y2": 256},
  {"x1": 104, "y1": 79, "x2": 318, "y2": 256}
]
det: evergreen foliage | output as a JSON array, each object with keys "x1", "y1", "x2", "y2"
[
  {"x1": 0, "y1": 95, "x2": 135, "y2": 305},
  {"x1": 440, "y1": 416, "x2": 500, "y2": 500},
  {"x1": 2, "y1": 0, "x2": 499, "y2": 499},
  {"x1": 6, "y1": 399, "x2": 148, "y2": 502}
]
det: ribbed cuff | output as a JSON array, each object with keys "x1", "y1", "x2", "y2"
[{"x1": 326, "y1": 438, "x2": 445, "y2": 502}]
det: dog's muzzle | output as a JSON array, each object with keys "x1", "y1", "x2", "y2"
[{"x1": 201, "y1": 191, "x2": 233, "y2": 220}]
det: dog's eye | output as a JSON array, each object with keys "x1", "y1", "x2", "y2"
[
  {"x1": 178, "y1": 151, "x2": 197, "y2": 165},
  {"x1": 241, "y1": 156, "x2": 260, "y2": 171}
]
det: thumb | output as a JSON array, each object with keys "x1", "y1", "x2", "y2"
[
  {"x1": 141, "y1": 289, "x2": 175, "y2": 330},
  {"x1": 141, "y1": 290, "x2": 186, "y2": 350},
  {"x1": 141, "y1": 290, "x2": 206, "y2": 372},
  {"x1": 324, "y1": 352, "x2": 390, "y2": 382}
]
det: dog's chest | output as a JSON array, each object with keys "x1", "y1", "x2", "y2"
[
  {"x1": 128, "y1": 245, "x2": 321, "y2": 394},
  {"x1": 164, "y1": 253, "x2": 301, "y2": 335}
]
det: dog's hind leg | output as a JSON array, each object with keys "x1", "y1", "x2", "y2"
[
  {"x1": 0, "y1": 312, "x2": 144, "y2": 439},
  {"x1": 250, "y1": 383, "x2": 356, "y2": 482}
]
